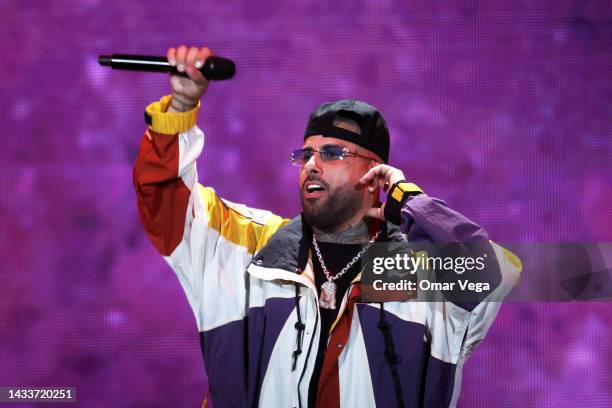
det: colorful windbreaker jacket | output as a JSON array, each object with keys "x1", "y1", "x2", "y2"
[{"x1": 133, "y1": 96, "x2": 522, "y2": 408}]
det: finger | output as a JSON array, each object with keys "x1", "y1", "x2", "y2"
[
  {"x1": 366, "y1": 178, "x2": 387, "y2": 193},
  {"x1": 378, "y1": 167, "x2": 395, "y2": 187},
  {"x1": 377, "y1": 165, "x2": 391, "y2": 181},
  {"x1": 186, "y1": 46, "x2": 199, "y2": 68},
  {"x1": 195, "y1": 47, "x2": 212, "y2": 69},
  {"x1": 358, "y1": 167, "x2": 379, "y2": 185},
  {"x1": 367, "y1": 207, "x2": 385, "y2": 220},
  {"x1": 185, "y1": 66, "x2": 207, "y2": 85},
  {"x1": 360, "y1": 165, "x2": 389, "y2": 187},
  {"x1": 167, "y1": 48, "x2": 177, "y2": 66},
  {"x1": 176, "y1": 45, "x2": 188, "y2": 72}
]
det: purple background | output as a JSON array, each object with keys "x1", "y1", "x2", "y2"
[{"x1": 1, "y1": 0, "x2": 611, "y2": 407}]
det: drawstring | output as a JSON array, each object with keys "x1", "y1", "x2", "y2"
[
  {"x1": 378, "y1": 303, "x2": 405, "y2": 408},
  {"x1": 292, "y1": 283, "x2": 305, "y2": 371},
  {"x1": 292, "y1": 222, "x2": 310, "y2": 372}
]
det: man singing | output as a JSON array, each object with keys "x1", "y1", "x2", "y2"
[{"x1": 133, "y1": 45, "x2": 521, "y2": 408}]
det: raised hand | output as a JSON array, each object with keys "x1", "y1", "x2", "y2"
[
  {"x1": 166, "y1": 46, "x2": 212, "y2": 112},
  {"x1": 358, "y1": 164, "x2": 407, "y2": 220}
]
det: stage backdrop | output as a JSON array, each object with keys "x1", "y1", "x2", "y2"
[{"x1": 1, "y1": 1, "x2": 611, "y2": 407}]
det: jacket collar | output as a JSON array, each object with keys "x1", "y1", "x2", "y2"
[{"x1": 250, "y1": 214, "x2": 405, "y2": 276}]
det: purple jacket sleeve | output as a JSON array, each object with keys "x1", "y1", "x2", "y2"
[
  {"x1": 400, "y1": 195, "x2": 489, "y2": 244},
  {"x1": 396, "y1": 193, "x2": 501, "y2": 310},
  {"x1": 384, "y1": 184, "x2": 521, "y2": 358}
]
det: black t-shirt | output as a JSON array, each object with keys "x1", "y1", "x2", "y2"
[{"x1": 308, "y1": 241, "x2": 363, "y2": 408}]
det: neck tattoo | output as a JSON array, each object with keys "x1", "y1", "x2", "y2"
[{"x1": 313, "y1": 220, "x2": 370, "y2": 244}]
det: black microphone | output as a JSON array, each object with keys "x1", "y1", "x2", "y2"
[{"x1": 98, "y1": 54, "x2": 235, "y2": 80}]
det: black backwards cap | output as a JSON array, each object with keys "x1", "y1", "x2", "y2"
[{"x1": 304, "y1": 99, "x2": 390, "y2": 163}]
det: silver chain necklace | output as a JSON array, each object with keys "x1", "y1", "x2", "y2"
[{"x1": 312, "y1": 230, "x2": 381, "y2": 309}]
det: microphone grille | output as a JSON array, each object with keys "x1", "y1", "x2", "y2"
[{"x1": 203, "y1": 56, "x2": 236, "y2": 80}]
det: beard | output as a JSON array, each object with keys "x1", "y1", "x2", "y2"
[{"x1": 301, "y1": 182, "x2": 364, "y2": 231}]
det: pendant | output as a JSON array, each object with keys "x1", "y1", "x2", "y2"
[{"x1": 320, "y1": 280, "x2": 337, "y2": 309}]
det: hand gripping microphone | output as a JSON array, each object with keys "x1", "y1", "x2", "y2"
[{"x1": 98, "y1": 54, "x2": 236, "y2": 80}]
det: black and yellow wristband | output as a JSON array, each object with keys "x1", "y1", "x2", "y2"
[{"x1": 384, "y1": 181, "x2": 423, "y2": 225}]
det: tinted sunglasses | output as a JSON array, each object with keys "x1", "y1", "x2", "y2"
[{"x1": 290, "y1": 144, "x2": 377, "y2": 166}]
